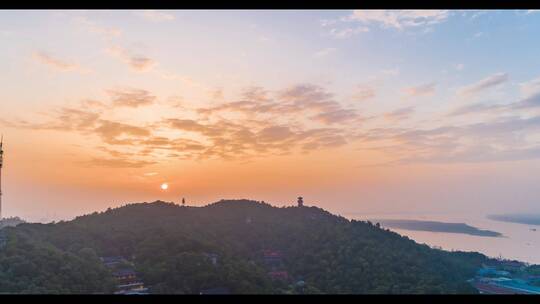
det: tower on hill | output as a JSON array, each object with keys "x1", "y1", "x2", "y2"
[{"x1": 297, "y1": 197, "x2": 303, "y2": 207}]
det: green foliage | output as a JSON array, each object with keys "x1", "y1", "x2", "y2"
[
  {"x1": 526, "y1": 265, "x2": 540, "y2": 276},
  {"x1": 0, "y1": 200, "x2": 493, "y2": 294}
]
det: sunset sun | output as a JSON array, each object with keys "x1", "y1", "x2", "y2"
[{"x1": 1, "y1": 9, "x2": 540, "y2": 295}]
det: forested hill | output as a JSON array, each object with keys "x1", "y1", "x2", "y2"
[{"x1": 0, "y1": 200, "x2": 490, "y2": 294}]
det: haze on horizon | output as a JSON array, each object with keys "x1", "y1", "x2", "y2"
[{"x1": 1, "y1": 10, "x2": 540, "y2": 222}]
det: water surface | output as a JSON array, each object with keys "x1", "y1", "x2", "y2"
[{"x1": 344, "y1": 212, "x2": 540, "y2": 264}]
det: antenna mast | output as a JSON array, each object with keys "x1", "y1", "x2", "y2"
[{"x1": 0, "y1": 135, "x2": 3, "y2": 219}]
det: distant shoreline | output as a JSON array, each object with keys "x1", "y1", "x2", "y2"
[
  {"x1": 488, "y1": 214, "x2": 540, "y2": 226},
  {"x1": 371, "y1": 219, "x2": 503, "y2": 237}
]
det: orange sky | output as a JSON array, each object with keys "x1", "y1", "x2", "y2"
[{"x1": 2, "y1": 10, "x2": 540, "y2": 221}]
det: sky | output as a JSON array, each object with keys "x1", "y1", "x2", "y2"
[{"x1": 1, "y1": 10, "x2": 540, "y2": 222}]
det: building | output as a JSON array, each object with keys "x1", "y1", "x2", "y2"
[
  {"x1": 263, "y1": 250, "x2": 283, "y2": 263},
  {"x1": 297, "y1": 197, "x2": 303, "y2": 207},
  {"x1": 268, "y1": 271, "x2": 289, "y2": 281},
  {"x1": 115, "y1": 289, "x2": 149, "y2": 295},
  {"x1": 115, "y1": 282, "x2": 149, "y2": 295},
  {"x1": 477, "y1": 267, "x2": 510, "y2": 277},
  {"x1": 101, "y1": 255, "x2": 150, "y2": 295},
  {"x1": 113, "y1": 269, "x2": 138, "y2": 283},
  {"x1": 203, "y1": 253, "x2": 219, "y2": 266},
  {"x1": 262, "y1": 249, "x2": 284, "y2": 271}
]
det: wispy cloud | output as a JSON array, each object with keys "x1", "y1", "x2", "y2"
[
  {"x1": 107, "y1": 88, "x2": 157, "y2": 108},
  {"x1": 134, "y1": 10, "x2": 175, "y2": 22},
  {"x1": 352, "y1": 86, "x2": 376, "y2": 102},
  {"x1": 402, "y1": 82, "x2": 436, "y2": 97},
  {"x1": 32, "y1": 51, "x2": 90, "y2": 74},
  {"x1": 198, "y1": 83, "x2": 360, "y2": 126},
  {"x1": 380, "y1": 68, "x2": 400, "y2": 76},
  {"x1": 363, "y1": 115, "x2": 540, "y2": 164},
  {"x1": 81, "y1": 158, "x2": 156, "y2": 168},
  {"x1": 448, "y1": 103, "x2": 504, "y2": 117},
  {"x1": 74, "y1": 16, "x2": 122, "y2": 39},
  {"x1": 313, "y1": 47, "x2": 337, "y2": 58},
  {"x1": 384, "y1": 107, "x2": 415, "y2": 121},
  {"x1": 520, "y1": 76, "x2": 540, "y2": 98},
  {"x1": 346, "y1": 10, "x2": 450, "y2": 31},
  {"x1": 106, "y1": 45, "x2": 156, "y2": 71},
  {"x1": 328, "y1": 26, "x2": 369, "y2": 39},
  {"x1": 449, "y1": 89, "x2": 540, "y2": 117},
  {"x1": 458, "y1": 72, "x2": 509, "y2": 96},
  {"x1": 9, "y1": 79, "x2": 540, "y2": 167},
  {"x1": 5, "y1": 84, "x2": 358, "y2": 163}
]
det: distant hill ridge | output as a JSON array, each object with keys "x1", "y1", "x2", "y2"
[{"x1": 0, "y1": 199, "x2": 497, "y2": 294}]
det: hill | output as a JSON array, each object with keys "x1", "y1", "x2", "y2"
[
  {"x1": 0, "y1": 200, "x2": 492, "y2": 294},
  {"x1": 0, "y1": 217, "x2": 25, "y2": 229}
]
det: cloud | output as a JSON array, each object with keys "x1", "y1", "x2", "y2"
[
  {"x1": 313, "y1": 47, "x2": 337, "y2": 58},
  {"x1": 360, "y1": 115, "x2": 540, "y2": 164},
  {"x1": 448, "y1": 76, "x2": 540, "y2": 117},
  {"x1": 457, "y1": 72, "x2": 509, "y2": 96},
  {"x1": 321, "y1": 16, "x2": 369, "y2": 39},
  {"x1": 328, "y1": 26, "x2": 369, "y2": 39},
  {"x1": 82, "y1": 158, "x2": 156, "y2": 168},
  {"x1": 134, "y1": 10, "x2": 175, "y2": 22},
  {"x1": 257, "y1": 126, "x2": 294, "y2": 142},
  {"x1": 520, "y1": 76, "x2": 540, "y2": 98},
  {"x1": 514, "y1": 92, "x2": 540, "y2": 110},
  {"x1": 106, "y1": 46, "x2": 156, "y2": 71},
  {"x1": 74, "y1": 16, "x2": 122, "y2": 39},
  {"x1": 311, "y1": 109, "x2": 358, "y2": 124},
  {"x1": 352, "y1": 86, "x2": 376, "y2": 102},
  {"x1": 402, "y1": 82, "x2": 436, "y2": 97},
  {"x1": 448, "y1": 90, "x2": 540, "y2": 117},
  {"x1": 32, "y1": 52, "x2": 90, "y2": 74},
  {"x1": 384, "y1": 107, "x2": 415, "y2": 121},
  {"x1": 347, "y1": 10, "x2": 450, "y2": 30},
  {"x1": 322, "y1": 10, "x2": 448, "y2": 39},
  {"x1": 198, "y1": 84, "x2": 360, "y2": 125},
  {"x1": 380, "y1": 68, "x2": 400, "y2": 76},
  {"x1": 94, "y1": 120, "x2": 151, "y2": 145},
  {"x1": 165, "y1": 116, "x2": 349, "y2": 160},
  {"x1": 448, "y1": 103, "x2": 504, "y2": 117},
  {"x1": 455, "y1": 63, "x2": 465, "y2": 71},
  {"x1": 472, "y1": 32, "x2": 484, "y2": 39},
  {"x1": 209, "y1": 88, "x2": 224, "y2": 100},
  {"x1": 9, "y1": 79, "x2": 540, "y2": 166},
  {"x1": 107, "y1": 88, "x2": 156, "y2": 108},
  {"x1": 5, "y1": 106, "x2": 101, "y2": 133},
  {"x1": 469, "y1": 11, "x2": 488, "y2": 20}
]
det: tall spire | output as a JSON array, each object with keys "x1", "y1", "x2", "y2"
[{"x1": 0, "y1": 134, "x2": 3, "y2": 219}]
